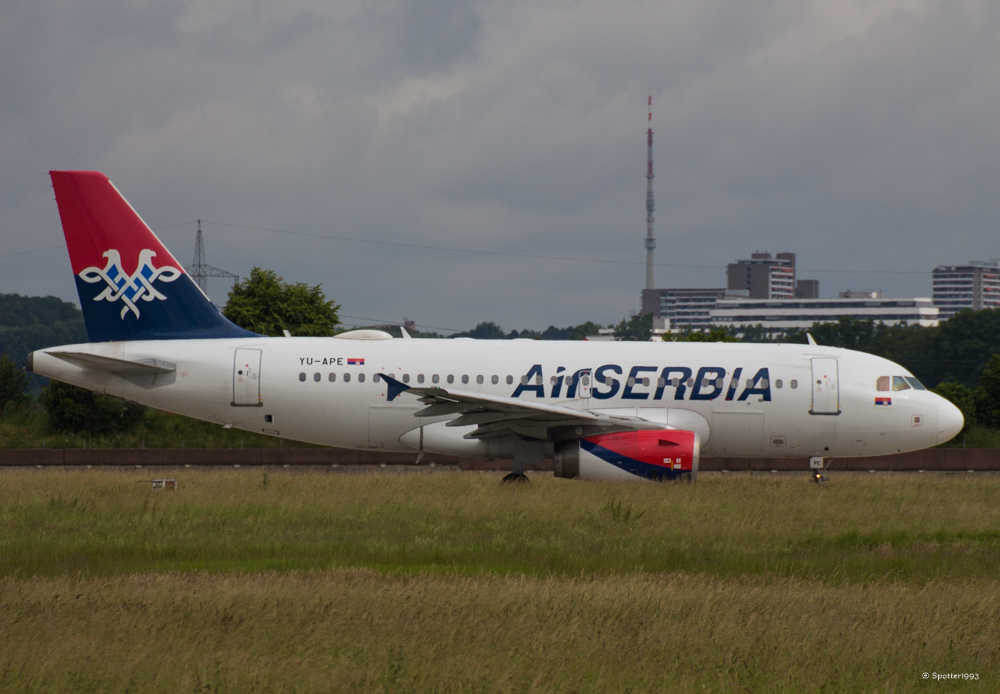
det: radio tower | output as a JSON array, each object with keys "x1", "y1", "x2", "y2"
[
  {"x1": 645, "y1": 96, "x2": 656, "y2": 290},
  {"x1": 190, "y1": 220, "x2": 239, "y2": 297}
]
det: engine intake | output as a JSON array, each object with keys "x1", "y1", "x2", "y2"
[{"x1": 554, "y1": 429, "x2": 699, "y2": 481}]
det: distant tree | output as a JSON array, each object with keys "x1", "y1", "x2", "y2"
[
  {"x1": 803, "y1": 317, "x2": 885, "y2": 351},
  {"x1": 0, "y1": 294, "x2": 88, "y2": 391},
  {"x1": 224, "y1": 268, "x2": 340, "y2": 337},
  {"x1": 614, "y1": 313, "x2": 653, "y2": 342},
  {"x1": 0, "y1": 352, "x2": 30, "y2": 411},
  {"x1": 976, "y1": 354, "x2": 1000, "y2": 428},
  {"x1": 682, "y1": 327, "x2": 739, "y2": 343},
  {"x1": 932, "y1": 382, "x2": 977, "y2": 433},
  {"x1": 923, "y1": 309, "x2": 1000, "y2": 387},
  {"x1": 451, "y1": 322, "x2": 507, "y2": 339},
  {"x1": 40, "y1": 381, "x2": 144, "y2": 435},
  {"x1": 567, "y1": 321, "x2": 604, "y2": 340}
]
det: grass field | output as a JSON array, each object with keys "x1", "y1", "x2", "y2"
[{"x1": 2, "y1": 469, "x2": 998, "y2": 692}]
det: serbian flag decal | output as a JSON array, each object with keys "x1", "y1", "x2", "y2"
[
  {"x1": 875, "y1": 397, "x2": 892, "y2": 408},
  {"x1": 347, "y1": 358, "x2": 365, "y2": 366}
]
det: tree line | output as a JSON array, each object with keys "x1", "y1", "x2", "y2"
[{"x1": 2, "y1": 269, "x2": 999, "y2": 439}]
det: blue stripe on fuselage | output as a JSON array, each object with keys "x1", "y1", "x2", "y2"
[{"x1": 580, "y1": 439, "x2": 689, "y2": 481}]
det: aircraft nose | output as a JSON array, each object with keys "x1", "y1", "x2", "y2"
[{"x1": 937, "y1": 398, "x2": 964, "y2": 444}]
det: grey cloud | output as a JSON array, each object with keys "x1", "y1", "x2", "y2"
[{"x1": 2, "y1": 0, "x2": 1000, "y2": 331}]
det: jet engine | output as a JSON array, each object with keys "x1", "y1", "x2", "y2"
[{"x1": 554, "y1": 429, "x2": 699, "y2": 481}]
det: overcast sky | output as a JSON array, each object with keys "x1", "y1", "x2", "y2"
[{"x1": 2, "y1": 0, "x2": 999, "y2": 333}]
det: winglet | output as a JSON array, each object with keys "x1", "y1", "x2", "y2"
[
  {"x1": 400, "y1": 326, "x2": 412, "y2": 339},
  {"x1": 381, "y1": 373, "x2": 411, "y2": 402},
  {"x1": 807, "y1": 333, "x2": 818, "y2": 346}
]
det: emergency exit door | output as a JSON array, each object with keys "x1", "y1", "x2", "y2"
[
  {"x1": 232, "y1": 348, "x2": 263, "y2": 407},
  {"x1": 810, "y1": 357, "x2": 839, "y2": 415}
]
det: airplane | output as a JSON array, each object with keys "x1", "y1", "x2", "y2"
[{"x1": 27, "y1": 171, "x2": 964, "y2": 482}]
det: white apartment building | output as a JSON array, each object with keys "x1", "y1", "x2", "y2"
[
  {"x1": 932, "y1": 260, "x2": 1000, "y2": 319},
  {"x1": 709, "y1": 293, "x2": 939, "y2": 332}
]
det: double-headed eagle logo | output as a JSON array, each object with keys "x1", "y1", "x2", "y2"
[{"x1": 78, "y1": 249, "x2": 181, "y2": 319}]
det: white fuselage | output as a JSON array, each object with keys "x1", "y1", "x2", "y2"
[{"x1": 31, "y1": 335, "x2": 963, "y2": 459}]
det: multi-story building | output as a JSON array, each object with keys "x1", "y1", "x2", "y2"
[
  {"x1": 641, "y1": 251, "x2": 820, "y2": 328},
  {"x1": 932, "y1": 260, "x2": 1000, "y2": 319},
  {"x1": 727, "y1": 252, "x2": 797, "y2": 299},
  {"x1": 710, "y1": 293, "x2": 939, "y2": 332},
  {"x1": 641, "y1": 288, "x2": 727, "y2": 329}
]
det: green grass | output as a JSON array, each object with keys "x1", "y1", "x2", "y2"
[
  {"x1": 2, "y1": 470, "x2": 999, "y2": 692},
  {"x1": 4, "y1": 470, "x2": 1000, "y2": 583},
  {"x1": 0, "y1": 404, "x2": 318, "y2": 449}
]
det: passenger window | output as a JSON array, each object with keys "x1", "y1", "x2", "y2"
[
  {"x1": 876, "y1": 376, "x2": 890, "y2": 392},
  {"x1": 581, "y1": 376, "x2": 590, "y2": 385},
  {"x1": 715, "y1": 378, "x2": 723, "y2": 388},
  {"x1": 313, "y1": 373, "x2": 321, "y2": 382},
  {"x1": 344, "y1": 373, "x2": 351, "y2": 383},
  {"x1": 657, "y1": 378, "x2": 665, "y2": 387},
  {"x1": 462, "y1": 375, "x2": 469, "y2": 384},
  {"x1": 358, "y1": 373, "x2": 366, "y2": 383},
  {"x1": 535, "y1": 374, "x2": 543, "y2": 385},
  {"x1": 892, "y1": 376, "x2": 910, "y2": 391},
  {"x1": 790, "y1": 380, "x2": 798, "y2": 389},
  {"x1": 775, "y1": 379, "x2": 782, "y2": 389},
  {"x1": 492, "y1": 375, "x2": 498, "y2": 385},
  {"x1": 643, "y1": 378, "x2": 651, "y2": 387},
  {"x1": 329, "y1": 373, "x2": 336, "y2": 382},
  {"x1": 417, "y1": 374, "x2": 425, "y2": 384},
  {"x1": 432, "y1": 374, "x2": 439, "y2": 384},
  {"x1": 298, "y1": 372, "x2": 306, "y2": 382},
  {"x1": 477, "y1": 375, "x2": 484, "y2": 385},
  {"x1": 506, "y1": 375, "x2": 513, "y2": 385},
  {"x1": 373, "y1": 374, "x2": 381, "y2": 383},
  {"x1": 402, "y1": 374, "x2": 410, "y2": 383},
  {"x1": 521, "y1": 375, "x2": 528, "y2": 385},
  {"x1": 628, "y1": 377, "x2": 636, "y2": 387},
  {"x1": 447, "y1": 375, "x2": 454, "y2": 384},
  {"x1": 904, "y1": 377, "x2": 927, "y2": 391}
]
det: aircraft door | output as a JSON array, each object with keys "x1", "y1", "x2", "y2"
[
  {"x1": 232, "y1": 348, "x2": 263, "y2": 407},
  {"x1": 810, "y1": 357, "x2": 839, "y2": 415},
  {"x1": 577, "y1": 371, "x2": 591, "y2": 399}
]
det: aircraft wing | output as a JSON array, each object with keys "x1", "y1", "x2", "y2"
[{"x1": 381, "y1": 374, "x2": 662, "y2": 441}]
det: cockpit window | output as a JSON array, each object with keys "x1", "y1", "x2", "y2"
[
  {"x1": 876, "y1": 376, "x2": 890, "y2": 392},
  {"x1": 904, "y1": 376, "x2": 927, "y2": 391},
  {"x1": 892, "y1": 376, "x2": 911, "y2": 391}
]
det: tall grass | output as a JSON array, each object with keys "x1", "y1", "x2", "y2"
[
  {"x1": 3, "y1": 470, "x2": 1000, "y2": 583},
  {"x1": 1, "y1": 571, "x2": 996, "y2": 693},
  {"x1": 2, "y1": 470, "x2": 999, "y2": 692}
]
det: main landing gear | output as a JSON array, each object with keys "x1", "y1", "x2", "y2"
[{"x1": 501, "y1": 439, "x2": 545, "y2": 484}]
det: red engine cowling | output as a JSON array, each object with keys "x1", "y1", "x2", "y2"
[{"x1": 554, "y1": 429, "x2": 699, "y2": 481}]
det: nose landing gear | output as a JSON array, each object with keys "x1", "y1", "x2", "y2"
[{"x1": 809, "y1": 456, "x2": 828, "y2": 483}]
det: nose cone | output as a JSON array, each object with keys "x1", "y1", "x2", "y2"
[{"x1": 937, "y1": 399, "x2": 964, "y2": 444}]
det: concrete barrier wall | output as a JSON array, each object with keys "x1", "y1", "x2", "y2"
[{"x1": 1, "y1": 447, "x2": 998, "y2": 470}]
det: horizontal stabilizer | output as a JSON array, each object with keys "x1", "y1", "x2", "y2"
[{"x1": 50, "y1": 351, "x2": 176, "y2": 374}]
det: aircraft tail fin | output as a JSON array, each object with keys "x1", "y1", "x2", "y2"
[{"x1": 49, "y1": 171, "x2": 257, "y2": 342}]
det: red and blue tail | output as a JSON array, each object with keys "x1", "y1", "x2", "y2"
[{"x1": 50, "y1": 171, "x2": 256, "y2": 342}]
